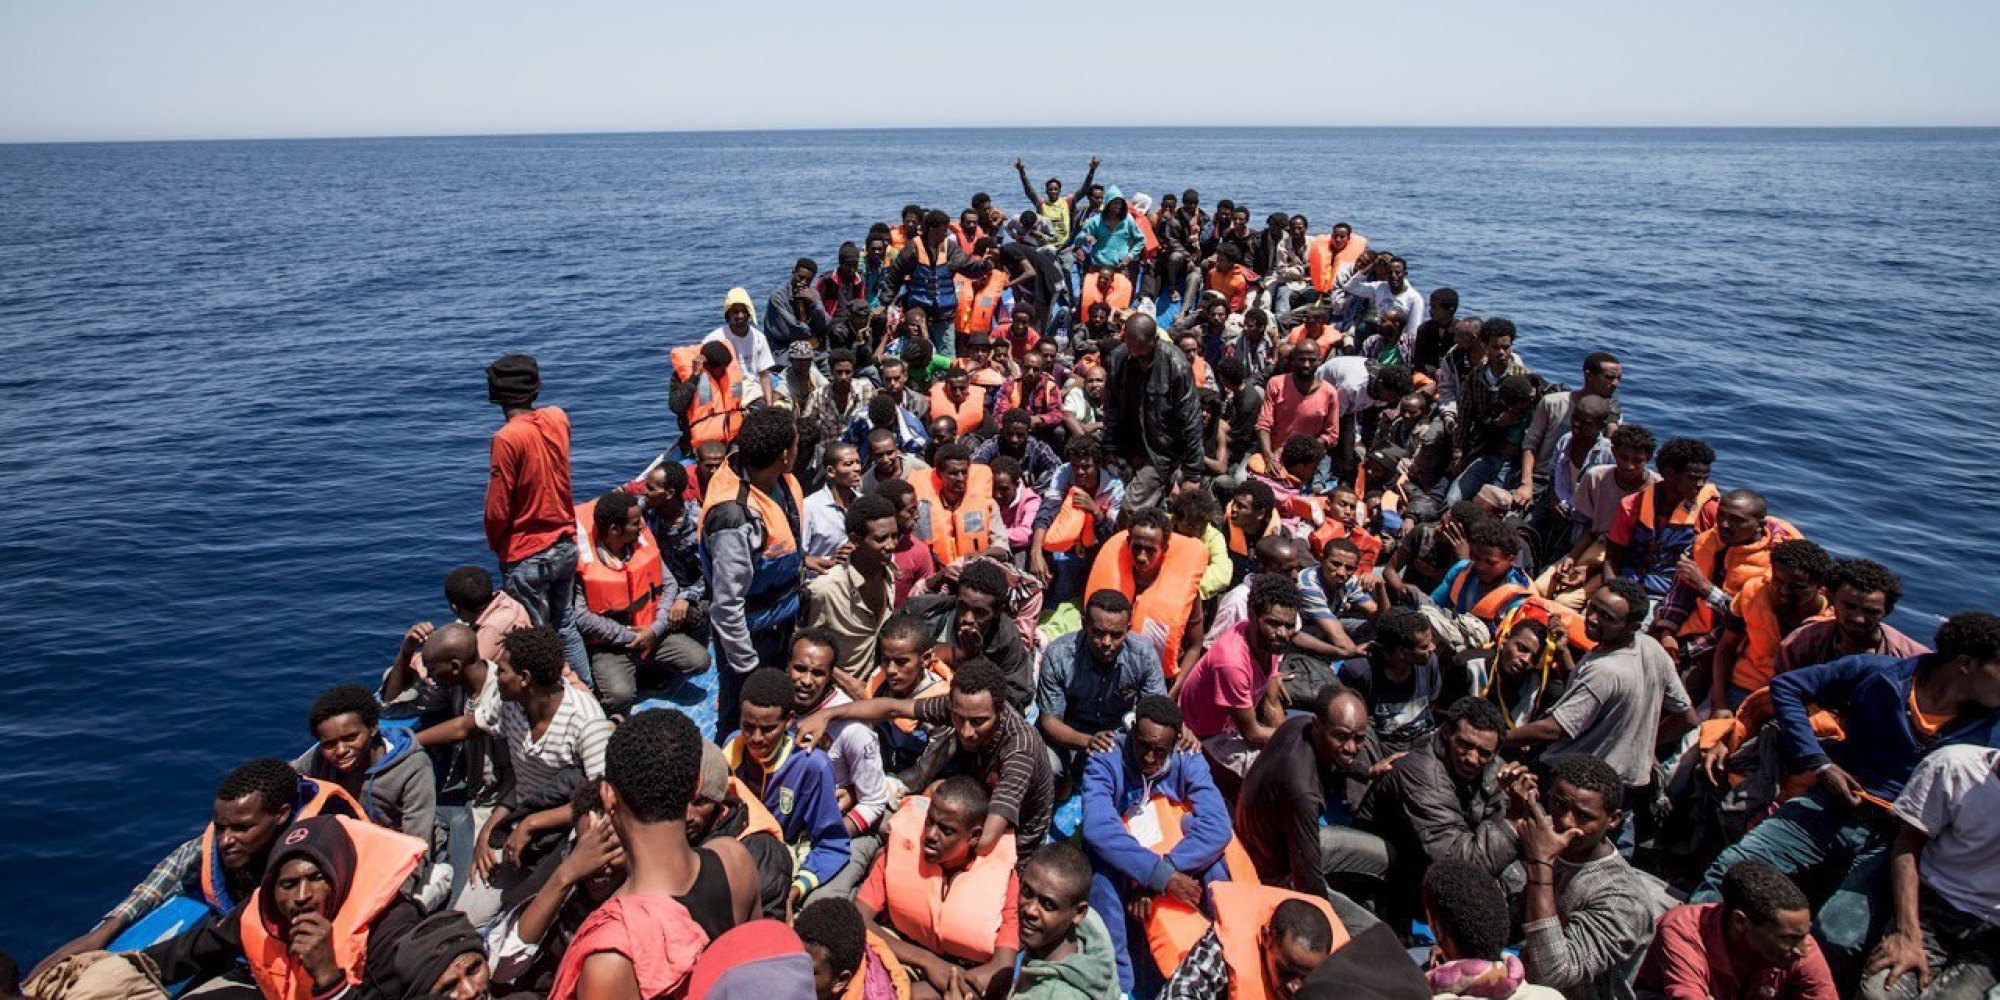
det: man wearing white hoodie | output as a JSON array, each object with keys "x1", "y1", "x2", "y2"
[{"x1": 704, "y1": 286, "x2": 778, "y2": 404}]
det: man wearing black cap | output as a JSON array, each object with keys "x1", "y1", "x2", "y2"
[
  {"x1": 766, "y1": 258, "x2": 831, "y2": 353},
  {"x1": 485, "y1": 354, "x2": 590, "y2": 682},
  {"x1": 816, "y1": 243, "x2": 867, "y2": 315}
]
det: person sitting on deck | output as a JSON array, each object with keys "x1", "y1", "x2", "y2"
[
  {"x1": 1177, "y1": 574, "x2": 1304, "y2": 780},
  {"x1": 292, "y1": 685, "x2": 441, "y2": 900},
  {"x1": 142, "y1": 814, "x2": 429, "y2": 1000},
  {"x1": 1080, "y1": 695, "x2": 1239, "y2": 994},
  {"x1": 1035, "y1": 590, "x2": 1169, "y2": 793},
  {"x1": 1008, "y1": 842, "x2": 1122, "y2": 1000},
  {"x1": 855, "y1": 777, "x2": 1019, "y2": 1000},
  {"x1": 800, "y1": 658, "x2": 1054, "y2": 861},
  {"x1": 1513, "y1": 753, "x2": 1670, "y2": 1000},
  {"x1": 1160, "y1": 887, "x2": 1342, "y2": 1000},
  {"x1": 793, "y1": 897, "x2": 908, "y2": 1000},
  {"x1": 1086, "y1": 507, "x2": 1209, "y2": 679},
  {"x1": 570, "y1": 489, "x2": 702, "y2": 717},
  {"x1": 1770, "y1": 557, "x2": 1931, "y2": 675},
  {"x1": 1604, "y1": 437, "x2": 1719, "y2": 606},
  {"x1": 723, "y1": 668, "x2": 853, "y2": 911},
  {"x1": 1638, "y1": 860, "x2": 1835, "y2": 1000},
  {"x1": 34, "y1": 758, "x2": 363, "y2": 978}
]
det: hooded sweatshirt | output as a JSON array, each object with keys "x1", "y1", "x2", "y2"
[
  {"x1": 1008, "y1": 910, "x2": 1121, "y2": 1000},
  {"x1": 705, "y1": 287, "x2": 779, "y2": 399},
  {"x1": 294, "y1": 728, "x2": 439, "y2": 851}
]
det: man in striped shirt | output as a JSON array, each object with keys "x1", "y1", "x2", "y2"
[{"x1": 420, "y1": 625, "x2": 611, "y2": 926}]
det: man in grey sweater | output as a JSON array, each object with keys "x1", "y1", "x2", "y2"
[{"x1": 1517, "y1": 753, "x2": 1669, "y2": 1000}]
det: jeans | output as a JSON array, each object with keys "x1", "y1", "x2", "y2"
[
  {"x1": 501, "y1": 536, "x2": 591, "y2": 685},
  {"x1": 1047, "y1": 550, "x2": 1091, "y2": 605},
  {"x1": 589, "y1": 634, "x2": 711, "y2": 717},
  {"x1": 1445, "y1": 453, "x2": 1518, "y2": 506},
  {"x1": 1272, "y1": 282, "x2": 1316, "y2": 317},
  {"x1": 926, "y1": 311, "x2": 957, "y2": 362},
  {"x1": 1692, "y1": 786, "x2": 1895, "y2": 967},
  {"x1": 1859, "y1": 886, "x2": 2000, "y2": 1000}
]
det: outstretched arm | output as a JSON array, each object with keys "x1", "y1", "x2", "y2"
[{"x1": 1014, "y1": 159, "x2": 1044, "y2": 209}]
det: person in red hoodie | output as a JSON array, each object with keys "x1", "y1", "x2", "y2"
[{"x1": 484, "y1": 354, "x2": 589, "y2": 682}]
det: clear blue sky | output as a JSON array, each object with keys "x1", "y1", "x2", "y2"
[{"x1": 3, "y1": 0, "x2": 1996, "y2": 142}]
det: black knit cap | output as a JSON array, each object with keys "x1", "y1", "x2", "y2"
[
  {"x1": 367, "y1": 911, "x2": 485, "y2": 1000},
  {"x1": 486, "y1": 354, "x2": 541, "y2": 406},
  {"x1": 258, "y1": 816, "x2": 357, "y2": 931}
]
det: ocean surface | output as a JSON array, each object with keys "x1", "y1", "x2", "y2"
[{"x1": 2, "y1": 127, "x2": 1998, "y2": 958}]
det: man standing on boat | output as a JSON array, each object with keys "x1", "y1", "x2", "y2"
[
  {"x1": 485, "y1": 353, "x2": 591, "y2": 683},
  {"x1": 702, "y1": 405, "x2": 807, "y2": 739},
  {"x1": 1101, "y1": 313, "x2": 1204, "y2": 510}
]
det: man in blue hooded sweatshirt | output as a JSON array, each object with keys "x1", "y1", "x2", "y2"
[
  {"x1": 1692, "y1": 611, "x2": 2000, "y2": 972},
  {"x1": 1080, "y1": 695, "x2": 1235, "y2": 993},
  {"x1": 725, "y1": 667, "x2": 852, "y2": 911}
]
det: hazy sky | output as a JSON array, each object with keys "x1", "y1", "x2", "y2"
[{"x1": 3, "y1": 0, "x2": 1996, "y2": 142}]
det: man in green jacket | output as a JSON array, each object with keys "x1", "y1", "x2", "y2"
[{"x1": 1007, "y1": 842, "x2": 1120, "y2": 999}]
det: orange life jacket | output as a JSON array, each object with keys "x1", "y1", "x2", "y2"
[
  {"x1": 1282, "y1": 322, "x2": 1344, "y2": 362},
  {"x1": 1079, "y1": 270, "x2": 1133, "y2": 313},
  {"x1": 888, "y1": 226, "x2": 912, "y2": 254},
  {"x1": 1124, "y1": 797, "x2": 1259, "y2": 974},
  {"x1": 574, "y1": 498, "x2": 665, "y2": 633},
  {"x1": 1678, "y1": 518, "x2": 1801, "y2": 637},
  {"x1": 670, "y1": 343, "x2": 746, "y2": 449},
  {"x1": 700, "y1": 462, "x2": 807, "y2": 630},
  {"x1": 882, "y1": 797, "x2": 1018, "y2": 964},
  {"x1": 968, "y1": 366, "x2": 1009, "y2": 391},
  {"x1": 866, "y1": 663, "x2": 953, "y2": 734},
  {"x1": 953, "y1": 271, "x2": 1008, "y2": 335},
  {"x1": 1449, "y1": 575, "x2": 1534, "y2": 627},
  {"x1": 1042, "y1": 488, "x2": 1100, "y2": 554},
  {"x1": 1727, "y1": 576, "x2": 1825, "y2": 692},
  {"x1": 950, "y1": 223, "x2": 985, "y2": 253},
  {"x1": 910, "y1": 464, "x2": 994, "y2": 565},
  {"x1": 1209, "y1": 882, "x2": 1346, "y2": 1000},
  {"x1": 239, "y1": 818, "x2": 425, "y2": 1000},
  {"x1": 728, "y1": 776, "x2": 785, "y2": 841},
  {"x1": 1307, "y1": 233, "x2": 1369, "y2": 294},
  {"x1": 1696, "y1": 686, "x2": 1845, "y2": 802},
  {"x1": 1206, "y1": 266, "x2": 1253, "y2": 311},
  {"x1": 200, "y1": 779, "x2": 363, "y2": 915},
  {"x1": 1086, "y1": 530, "x2": 1209, "y2": 677},
  {"x1": 1306, "y1": 518, "x2": 1382, "y2": 577},
  {"x1": 1190, "y1": 354, "x2": 1212, "y2": 391},
  {"x1": 1131, "y1": 210, "x2": 1160, "y2": 259},
  {"x1": 927, "y1": 383, "x2": 987, "y2": 437}
]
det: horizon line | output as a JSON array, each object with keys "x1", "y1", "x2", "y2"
[{"x1": 6, "y1": 122, "x2": 1999, "y2": 148}]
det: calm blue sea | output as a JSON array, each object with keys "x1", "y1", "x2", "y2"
[{"x1": 2, "y1": 127, "x2": 1998, "y2": 958}]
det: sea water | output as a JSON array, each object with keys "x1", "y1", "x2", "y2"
[{"x1": 2, "y1": 127, "x2": 1997, "y2": 957}]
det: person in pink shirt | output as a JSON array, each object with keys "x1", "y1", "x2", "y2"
[
  {"x1": 989, "y1": 455, "x2": 1042, "y2": 554},
  {"x1": 1174, "y1": 574, "x2": 1303, "y2": 780},
  {"x1": 1256, "y1": 341, "x2": 1342, "y2": 477}
]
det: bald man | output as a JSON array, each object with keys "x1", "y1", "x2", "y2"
[
  {"x1": 1207, "y1": 534, "x2": 1309, "y2": 644},
  {"x1": 1101, "y1": 313, "x2": 1204, "y2": 510},
  {"x1": 1236, "y1": 685, "x2": 1386, "y2": 933},
  {"x1": 1648, "y1": 487, "x2": 1798, "y2": 657}
]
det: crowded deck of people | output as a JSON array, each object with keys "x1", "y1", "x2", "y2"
[{"x1": 14, "y1": 156, "x2": 2000, "y2": 1000}]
